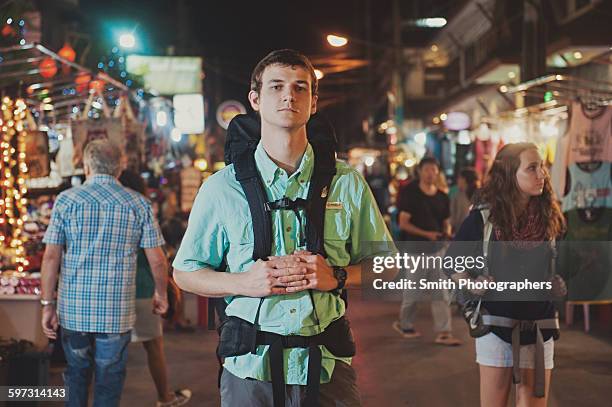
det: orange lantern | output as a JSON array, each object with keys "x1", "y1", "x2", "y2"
[
  {"x1": 75, "y1": 72, "x2": 91, "y2": 93},
  {"x1": 58, "y1": 43, "x2": 76, "y2": 62},
  {"x1": 58, "y1": 43, "x2": 76, "y2": 74},
  {"x1": 39, "y1": 57, "x2": 58, "y2": 78},
  {"x1": 1, "y1": 24, "x2": 15, "y2": 37},
  {"x1": 89, "y1": 79, "x2": 105, "y2": 93}
]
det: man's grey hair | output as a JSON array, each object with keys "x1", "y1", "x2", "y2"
[{"x1": 83, "y1": 139, "x2": 123, "y2": 176}]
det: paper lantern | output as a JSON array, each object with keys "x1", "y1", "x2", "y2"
[
  {"x1": 39, "y1": 57, "x2": 58, "y2": 78},
  {"x1": 58, "y1": 43, "x2": 76, "y2": 62},
  {"x1": 89, "y1": 79, "x2": 105, "y2": 93},
  {"x1": 58, "y1": 43, "x2": 76, "y2": 74},
  {"x1": 1, "y1": 25, "x2": 15, "y2": 37},
  {"x1": 75, "y1": 72, "x2": 91, "y2": 93}
]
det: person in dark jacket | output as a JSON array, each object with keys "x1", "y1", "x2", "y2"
[
  {"x1": 448, "y1": 143, "x2": 566, "y2": 407},
  {"x1": 449, "y1": 167, "x2": 480, "y2": 234}
]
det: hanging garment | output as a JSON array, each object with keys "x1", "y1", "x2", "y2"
[
  {"x1": 25, "y1": 131, "x2": 50, "y2": 178},
  {"x1": 440, "y1": 135, "x2": 454, "y2": 174},
  {"x1": 565, "y1": 207, "x2": 612, "y2": 241},
  {"x1": 566, "y1": 102, "x2": 612, "y2": 164},
  {"x1": 426, "y1": 132, "x2": 442, "y2": 161},
  {"x1": 550, "y1": 134, "x2": 569, "y2": 201},
  {"x1": 123, "y1": 120, "x2": 146, "y2": 171},
  {"x1": 56, "y1": 127, "x2": 75, "y2": 177},
  {"x1": 561, "y1": 161, "x2": 612, "y2": 212},
  {"x1": 474, "y1": 139, "x2": 494, "y2": 178},
  {"x1": 560, "y1": 207, "x2": 612, "y2": 302}
]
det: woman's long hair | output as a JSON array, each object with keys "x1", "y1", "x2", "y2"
[{"x1": 477, "y1": 143, "x2": 565, "y2": 240}]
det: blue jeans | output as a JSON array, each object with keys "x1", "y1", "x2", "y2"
[{"x1": 61, "y1": 327, "x2": 131, "y2": 407}]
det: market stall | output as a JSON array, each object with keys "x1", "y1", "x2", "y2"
[
  {"x1": 470, "y1": 74, "x2": 612, "y2": 331},
  {"x1": 0, "y1": 42, "x2": 145, "y2": 347}
]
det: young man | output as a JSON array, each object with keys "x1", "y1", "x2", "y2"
[
  {"x1": 173, "y1": 49, "x2": 395, "y2": 406},
  {"x1": 41, "y1": 140, "x2": 168, "y2": 407},
  {"x1": 393, "y1": 157, "x2": 462, "y2": 346}
]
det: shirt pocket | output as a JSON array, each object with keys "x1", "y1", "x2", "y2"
[
  {"x1": 226, "y1": 219, "x2": 255, "y2": 272},
  {"x1": 324, "y1": 208, "x2": 350, "y2": 262}
]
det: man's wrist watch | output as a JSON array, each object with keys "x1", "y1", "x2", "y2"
[
  {"x1": 40, "y1": 299, "x2": 56, "y2": 307},
  {"x1": 332, "y1": 266, "x2": 348, "y2": 294}
]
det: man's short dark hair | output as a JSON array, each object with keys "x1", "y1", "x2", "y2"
[
  {"x1": 250, "y1": 49, "x2": 318, "y2": 96},
  {"x1": 418, "y1": 156, "x2": 440, "y2": 169}
]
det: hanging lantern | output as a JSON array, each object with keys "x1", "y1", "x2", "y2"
[
  {"x1": 75, "y1": 72, "x2": 91, "y2": 93},
  {"x1": 89, "y1": 79, "x2": 105, "y2": 93},
  {"x1": 39, "y1": 57, "x2": 58, "y2": 78},
  {"x1": 58, "y1": 43, "x2": 76, "y2": 62},
  {"x1": 58, "y1": 43, "x2": 76, "y2": 74},
  {"x1": 1, "y1": 24, "x2": 15, "y2": 37}
]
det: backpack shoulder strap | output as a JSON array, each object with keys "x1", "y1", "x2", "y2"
[
  {"x1": 305, "y1": 146, "x2": 336, "y2": 256},
  {"x1": 480, "y1": 208, "x2": 493, "y2": 260},
  {"x1": 234, "y1": 149, "x2": 272, "y2": 261}
]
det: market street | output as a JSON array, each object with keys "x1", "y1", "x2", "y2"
[{"x1": 103, "y1": 292, "x2": 610, "y2": 406}]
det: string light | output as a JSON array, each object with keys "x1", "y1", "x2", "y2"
[{"x1": 0, "y1": 97, "x2": 29, "y2": 272}]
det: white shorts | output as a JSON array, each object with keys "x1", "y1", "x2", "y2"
[
  {"x1": 131, "y1": 298, "x2": 163, "y2": 343},
  {"x1": 475, "y1": 332, "x2": 554, "y2": 369}
]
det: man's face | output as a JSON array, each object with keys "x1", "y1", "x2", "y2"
[
  {"x1": 419, "y1": 163, "x2": 439, "y2": 185},
  {"x1": 248, "y1": 64, "x2": 317, "y2": 130}
]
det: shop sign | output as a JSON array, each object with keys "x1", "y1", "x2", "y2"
[
  {"x1": 216, "y1": 100, "x2": 246, "y2": 130},
  {"x1": 173, "y1": 94, "x2": 205, "y2": 134},
  {"x1": 126, "y1": 56, "x2": 202, "y2": 95},
  {"x1": 26, "y1": 131, "x2": 50, "y2": 178}
]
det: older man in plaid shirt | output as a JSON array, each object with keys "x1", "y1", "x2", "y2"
[{"x1": 40, "y1": 139, "x2": 168, "y2": 407}]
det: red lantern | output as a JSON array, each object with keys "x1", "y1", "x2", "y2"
[
  {"x1": 1, "y1": 24, "x2": 15, "y2": 37},
  {"x1": 89, "y1": 79, "x2": 105, "y2": 93},
  {"x1": 39, "y1": 57, "x2": 58, "y2": 78},
  {"x1": 58, "y1": 43, "x2": 76, "y2": 62},
  {"x1": 58, "y1": 43, "x2": 76, "y2": 74},
  {"x1": 75, "y1": 72, "x2": 91, "y2": 93}
]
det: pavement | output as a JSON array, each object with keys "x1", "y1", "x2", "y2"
[{"x1": 48, "y1": 291, "x2": 611, "y2": 406}]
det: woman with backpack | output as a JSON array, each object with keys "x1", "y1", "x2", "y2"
[{"x1": 448, "y1": 143, "x2": 566, "y2": 406}]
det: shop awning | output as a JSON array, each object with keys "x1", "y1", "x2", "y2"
[{"x1": 0, "y1": 42, "x2": 128, "y2": 121}]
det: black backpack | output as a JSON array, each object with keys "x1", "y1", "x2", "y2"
[{"x1": 208, "y1": 112, "x2": 340, "y2": 328}]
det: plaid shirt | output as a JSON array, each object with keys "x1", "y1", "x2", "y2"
[{"x1": 43, "y1": 174, "x2": 165, "y2": 333}]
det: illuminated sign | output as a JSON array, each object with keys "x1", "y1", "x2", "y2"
[
  {"x1": 126, "y1": 56, "x2": 202, "y2": 95},
  {"x1": 173, "y1": 94, "x2": 205, "y2": 134},
  {"x1": 216, "y1": 100, "x2": 246, "y2": 130},
  {"x1": 444, "y1": 111, "x2": 471, "y2": 131}
]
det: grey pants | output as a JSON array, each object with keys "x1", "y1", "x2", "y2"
[
  {"x1": 220, "y1": 360, "x2": 362, "y2": 407},
  {"x1": 398, "y1": 253, "x2": 453, "y2": 333}
]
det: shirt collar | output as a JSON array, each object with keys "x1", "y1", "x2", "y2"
[
  {"x1": 85, "y1": 174, "x2": 119, "y2": 185},
  {"x1": 254, "y1": 142, "x2": 314, "y2": 186}
]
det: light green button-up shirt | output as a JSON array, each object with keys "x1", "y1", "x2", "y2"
[{"x1": 173, "y1": 142, "x2": 395, "y2": 385}]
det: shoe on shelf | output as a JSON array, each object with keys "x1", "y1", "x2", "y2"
[
  {"x1": 156, "y1": 388, "x2": 192, "y2": 407},
  {"x1": 392, "y1": 321, "x2": 422, "y2": 339},
  {"x1": 434, "y1": 333, "x2": 462, "y2": 346}
]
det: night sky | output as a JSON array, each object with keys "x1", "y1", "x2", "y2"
[{"x1": 78, "y1": 0, "x2": 457, "y2": 148}]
